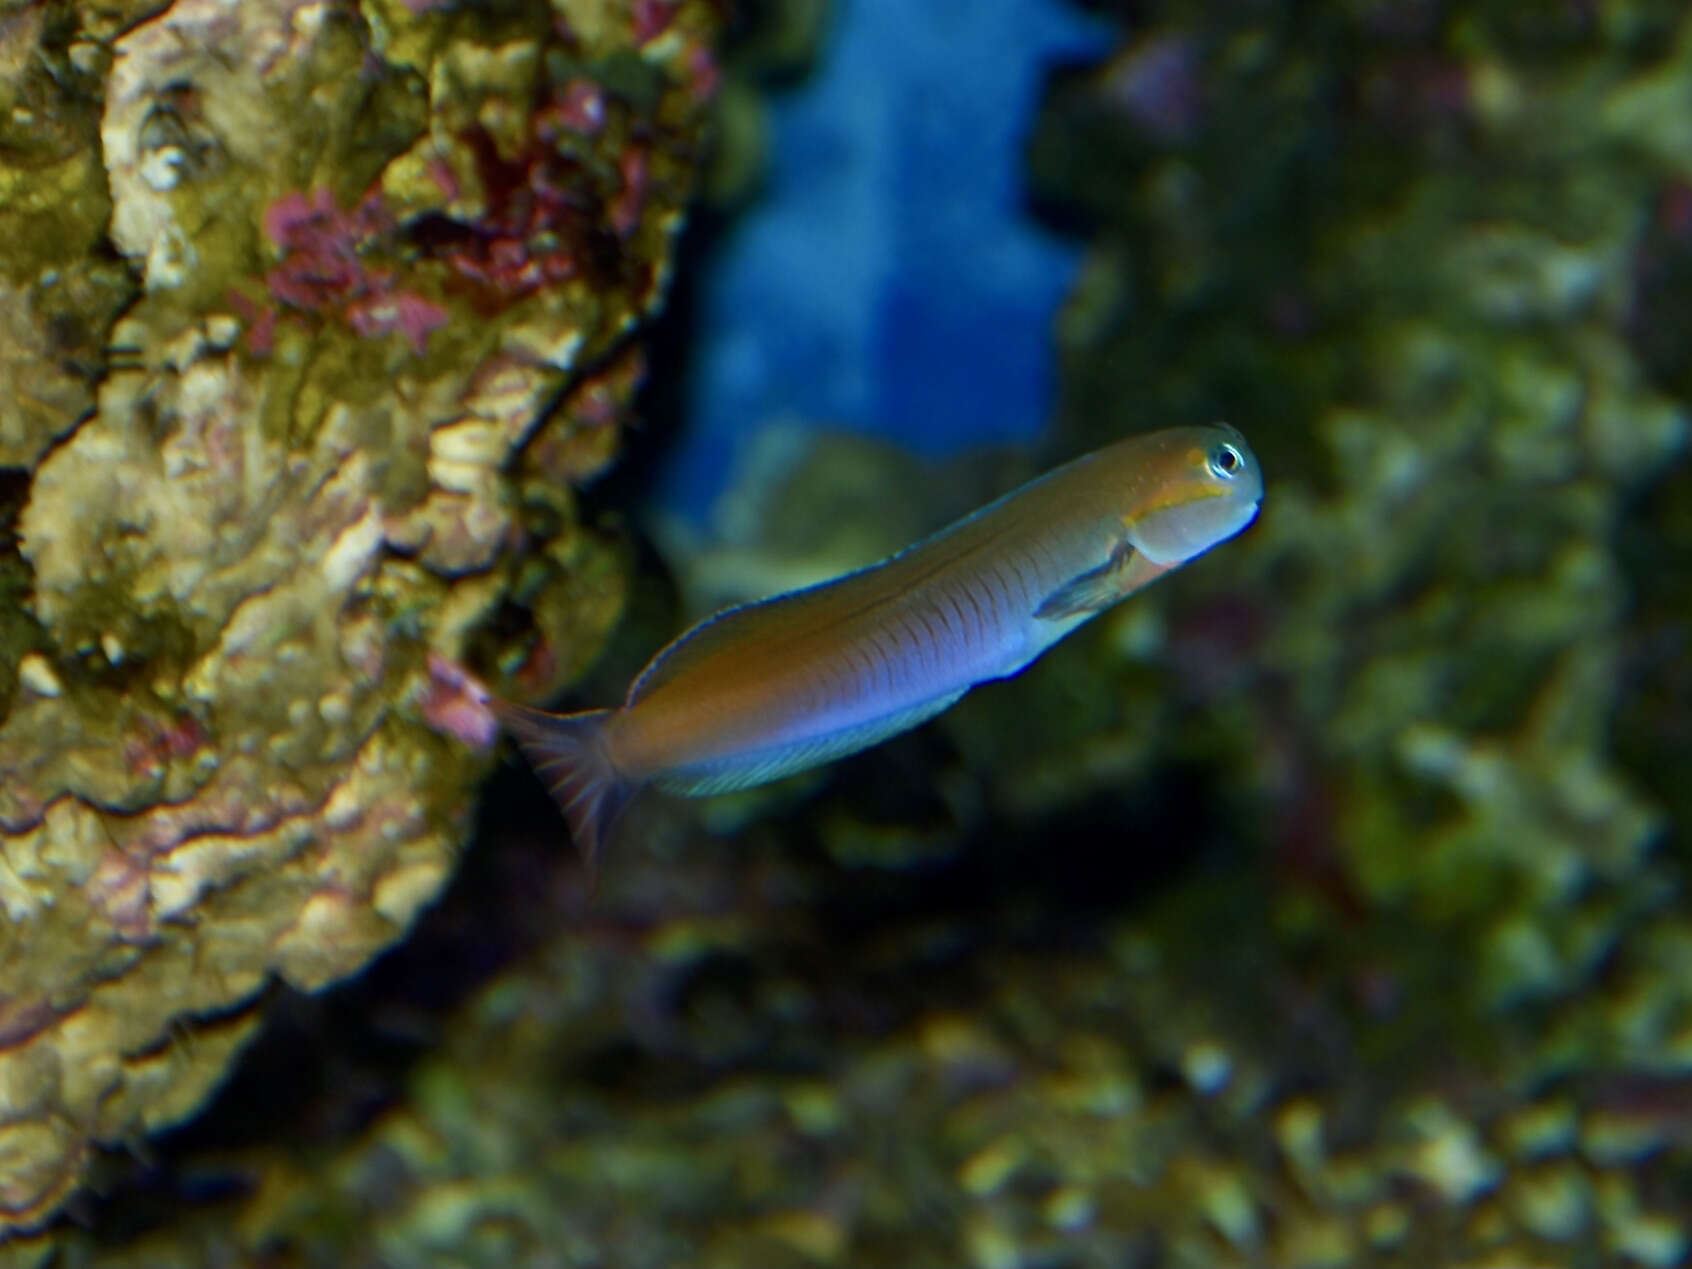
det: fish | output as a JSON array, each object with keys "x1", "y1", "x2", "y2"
[{"x1": 498, "y1": 423, "x2": 1263, "y2": 866}]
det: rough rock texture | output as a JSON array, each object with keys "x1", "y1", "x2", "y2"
[
  {"x1": 0, "y1": 0, "x2": 716, "y2": 1234},
  {"x1": 0, "y1": 0, "x2": 149, "y2": 474}
]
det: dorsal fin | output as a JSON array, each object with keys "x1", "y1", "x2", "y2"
[
  {"x1": 626, "y1": 564, "x2": 885, "y2": 706},
  {"x1": 627, "y1": 471, "x2": 1068, "y2": 707},
  {"x1": 627, "y1": 597, "x2": 777, "y2": 706}
]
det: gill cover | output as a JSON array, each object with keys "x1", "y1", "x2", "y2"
[{"x1": 1124, "y1": 430, "x2": 1263, "y2": 566}]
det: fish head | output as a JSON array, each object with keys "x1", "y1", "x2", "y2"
[{"x1": 1122, "y1": 423, "x2": 1263, "y2": 566}]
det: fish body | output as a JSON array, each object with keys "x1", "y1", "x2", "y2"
[{"x1": 499, "y1": 424, "x2": 1262, "y2": 863}]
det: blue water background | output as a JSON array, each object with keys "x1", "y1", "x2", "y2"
[{"x1": 656, "y1": 0, "x2": 1111, "y2": 522}]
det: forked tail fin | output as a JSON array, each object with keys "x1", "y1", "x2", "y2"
[{"x1": 493, "y1": 701, "x2": 636, "y2": 872}]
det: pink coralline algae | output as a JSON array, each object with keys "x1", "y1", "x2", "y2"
[
  {"x1": 417, "y1": 79, "x2": 643, "y2": 300},
  {"x1": 264, "y1": 188, "x2": 378, "y2": 310},
  {"x1": 420, "y1": 652, "x2": 499, "y2": 750},
  {"x1": 633, "y1": 0, "x2": 678, "y2": 46},
  {"x1": 263, "y1": 188, "x2": 449, "y2": 354},
  {"x1": 556, "y1": 78, "x2": 609, "y2": 135},
  {"x1": 346, "y1": 289, "x2": 450, "y2": 354},
  {"x1": 0, "y1": 0, "x2": 720, "y2": 1237}
]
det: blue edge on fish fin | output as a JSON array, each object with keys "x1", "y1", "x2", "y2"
[{"x1": 493, "y1": 701, "x2": 635, "y2": 876}]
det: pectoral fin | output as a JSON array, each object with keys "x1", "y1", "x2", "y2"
[
  {"x1": 1035, "y1": 539, "x2": 1169, "y2": 620},
  {"x1": 1037, "y1": 540, "x2": 1134, "y2": 619}
]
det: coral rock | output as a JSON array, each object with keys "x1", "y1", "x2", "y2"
[{"x1": 0, "y1": 0, "x2": 717, "y2": 1232}]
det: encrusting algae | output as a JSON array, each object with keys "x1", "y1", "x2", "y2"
[{"x1": 0, "y1": 0, "x2": 718, "y2": 1235}]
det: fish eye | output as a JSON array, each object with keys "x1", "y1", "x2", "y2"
[{"x1": 1208, "y1": 442, "x2": 1244, "y2": 480}]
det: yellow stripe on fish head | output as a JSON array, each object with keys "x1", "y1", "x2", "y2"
[{"x1": 1121, "y1": 423, "x2": 1263, "y2": 566}]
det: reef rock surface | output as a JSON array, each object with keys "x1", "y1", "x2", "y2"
[{"x1": 0, "y1": 0, "x2": 715, "y2": 1232}]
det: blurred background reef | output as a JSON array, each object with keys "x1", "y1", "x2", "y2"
[{"x1": 3, "y1": 0, "x2": 1692, "y2": 1266}]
